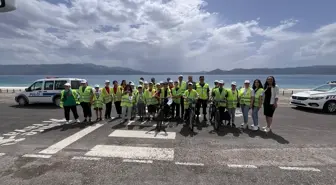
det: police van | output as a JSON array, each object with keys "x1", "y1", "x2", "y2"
[
  {"x1": 290, "y1": 81, "x2": 336, "y2": 113},
  {"x1": 15, "y1": 77, "x2": 84, "y2": 106}
]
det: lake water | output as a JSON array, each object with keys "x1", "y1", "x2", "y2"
[{"x1": 0, "y1": 75, "x2": 335, "y2": 89}]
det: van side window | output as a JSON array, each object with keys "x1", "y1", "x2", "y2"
[
  {"x1": 44, "y1": 81, "x2": 54, "y2": 90},
  {"x1": 55, "y1": 80, "x2": 67, "y2": 90},
  {"x1": 31, "y1": 81, "x2": 43, "y2": 91},
  {"x1": 71, "y1": 81, "x2": 81, "y2": 89}
]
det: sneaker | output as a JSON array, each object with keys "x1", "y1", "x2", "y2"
[
  {"x1": 240, "y1": 123, "x2": 246, "y2": 128},
  {"x1": 251, "y1": 125, "x2": 259, "y2": 131},
  {"x1": 65, "y1": 121, "x2": 70, "y2": 124},
  {"x1": 76, "y1": 119, "x2": 80, "y2": 123},
  {"x1": 232, "y1": 123, "x2": 236, "y2": 128},
  {"x1": 263, "y1": 127, "x2": 271, "y2": 133}
]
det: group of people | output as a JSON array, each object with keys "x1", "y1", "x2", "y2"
[{"x1": 59, "y1": 75, "x2": 279, "y2": 133}]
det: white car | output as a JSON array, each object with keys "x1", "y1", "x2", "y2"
[
  {"x1": 15, "y1": 77, "x2": 84, "y2": 106},
  {"x1": 290, "y1": 81, "x2": 336, "y2": 113}
]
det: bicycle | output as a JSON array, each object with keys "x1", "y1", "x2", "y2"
[
  {"x1": 208, "y1": 99, "x2": 217, "y2": 124},
  {"x1": 212, "y1": 100, "x2": 227, "y2": 131},
  {"x1": 153, "y1": 97, "x2": 171, "y2": 132},
  {"x1": 185, "y1": 98, "x2": 197, "y2": 132}
]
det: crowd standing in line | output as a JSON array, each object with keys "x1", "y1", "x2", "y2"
[{"x1": 59, "y1": 75, "x2": 279, "y2": 133}]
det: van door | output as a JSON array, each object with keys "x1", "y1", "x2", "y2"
[
  {"x1": 39, "y1": 80, "x2": 55, "y2": 103},
  {"x1": 26, "y1": 81, "x2": 44, "y2": 103}
]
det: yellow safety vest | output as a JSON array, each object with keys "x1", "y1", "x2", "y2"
[
  {"x1": 178, "y1": 81, "x2": 187, "y2": 91},
  {"x1": 144, "y1": 89, "x2": 158, "y2": 105},
  {"x1": 183, "y1": 89, "x2": 198, "y2": 109},
  {"x1": 196, "y1": 83, "x2": 209, "y2": 100},
  {"x1": 78, "y1": 86, "x2": 93, "y2": 103},
  {"x1": 60, "y1": 89, "x2": 79, "y2": 108},
  {"x1": 254, "y1": 88, "x2": 264, "y2": 107},
  {"x1": 159, "y1": 88, "x2": 171, "y2": 104},
  {"x1": 135, "y1": 92, "x2": 145, "y2": 104},
  {"x1": 239, "y1": 88, "x2": 252, "y2": 105},
  {"x1": 101, "y1": 87, "x2": 113, "y2": 104},
  {"x1": 112, "y1": 86, "x2": 123, "y2": 102},
  {"x1": 171, "y1": 87, "x2": 183, "y2": 104},
  {"x1": 227, "y1": 89, "x2": 238, "y2": 109},
  {"x1": 213, "y1": 88, "x2": 227, "y2": 107},
  {"x1": 121, "y1": 93, "x2": 133, "y2": 107},
  {"x1": 93, "y1": 89, "x2": 104, "y2": 108}
]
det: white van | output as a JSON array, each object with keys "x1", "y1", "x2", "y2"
[{"x1": 15, "y1": 77, "x2": 84, "y2": 106}]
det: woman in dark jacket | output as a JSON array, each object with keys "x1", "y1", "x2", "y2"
[{"x1": 262, "y1": 76, "x2": 279, "y2": 133}]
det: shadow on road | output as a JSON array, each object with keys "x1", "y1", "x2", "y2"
[
  {"x1": 41, "y1": 121, "x2": 98, "y2": 133},
  {"x1": 179, "y1": 125, "x2": 198, "y2": 137},
  {"x1": 292, "y1": 107, "x2": 336, "y2": 115},
  {"x1": 211, "y1": 126, "x2": 241, "y2": 137},
  {"x1": 243, "y1": 129, "x2": 290, "y2": 144},
  {"x1": 10, "y1": 103, "x2": 60, "y2": 110}
]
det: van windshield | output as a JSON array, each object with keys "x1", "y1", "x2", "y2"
[{"x1": 71, "y1": 81, "x2": 81, "y2": 89}]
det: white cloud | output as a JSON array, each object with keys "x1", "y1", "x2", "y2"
[{"x1": 0, "y1": 0, "x2": 335, "y2": 72}]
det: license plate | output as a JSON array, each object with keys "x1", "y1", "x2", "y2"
[{"x1": 292, "y1": 100, "x2": 301, "y2": 103}]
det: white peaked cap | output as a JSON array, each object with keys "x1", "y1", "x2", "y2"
[
  {"x1": 214, "y1": 80, "x2": 219, "y2": 83},
  {"x1": 105, "y1": 80, "x2": 110, "y2": 83},
  {"x1": 64, "y1": 83, "x2": 71, "y2": 86},
  {"x1": 169, "y1": 80, "x2": 173, "y2": 83},
  {"x1": 244, "y1": 80, "x2": 250, "y2": 83},
  {"x1": 80, "y1": 79, "x2": 87, "y2": 83},
  {"x1": 138, "y1": 85, "x2": 143, "y2": 88},
  {"x1": 130, "y1": 82, "x2": 135, "y2": 86},
  {"x1": 95, "y1": 84, "x2": 100, "y2": 88},
  {"x1": 144, "y1": 81, "x2": 148, "y2": 84},
  {"x1": 156, "y1": 83, "x2": 160, "y2": 85},
  {"x1": 159, "y1": 81, "x2": 164, "y2": 84},
  {"x1": 231, "y1": 81, "x2": 237, "y2": 86},
  {"x1": 188, "y1": 82, "x2": 193, "y2": 85},
  {"x1": 218, "y1": 80, "x2": 224, "y2": 84}
]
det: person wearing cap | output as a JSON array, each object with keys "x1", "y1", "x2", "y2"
[
  {"x1": 195, "y1": 76, "x2": 210, "y2": 122},
  {"x1": 212, "y1": 80, "x2": 229, "y2": 125},
  {"x1": 93, "y1": 84, "x2": 103, "y2": 121},
  {"x1": 183, "y1": 82, "x2": 199, "y2": 123},
  {"x1": 134, "y1": 85, "x2": 146, "y2": 121},
  {"x1": 130, "y1": 82, "x2": 138, "y2": 120},
  {"x1": 150, "y1": 78, "x2": 156, "y2": 90},
  {"x1": 211, "y1": 80, "x2": 219, "y2": 94},
  {"x1": 139, "y1": 79, "x2": 144, "y2": 86},
  {"x1": 102, "y1": 80, "x2": 113, "y2": 120},
  {"x1": 251, "y1": 79, "x2": 264, "y2": 131},
  {"x1": 143, "y1": 81, "x2": 149, "y2": 90},
  {"x1": 120, "y1": 84, "x2": 134, "y2": 122},
  {"x1": 226, "y1": 81, "x2": 239, "y2": 128},
  {"x1": 239, "y1": 80, "x2": 255, "y2": 129},
  {"x1": 144, "y1": 82, "x2": 158, "y2": 120},
  {"x1": 178, "y1": 75, "x2": 187, "y2": 118},
  {"x1": 155, "y1": 81, "x2": 172, "y2": 119},
  {"x1": 60, "y1": 83, "x2": 80, "y2": 124},
  {"x1": 113, "y1": 80, "x2": 123, "y2": 118},
  {"x1": 78, "y1": 79, "x2": 94, "y2": 122},
  {"x1": 171, "y1": 81, "x2": 183, "y2": 120}
]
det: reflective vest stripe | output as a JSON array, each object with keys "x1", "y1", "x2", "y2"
[
  {"x1": 78, "y1": 86, "x2": 93, "y2": 103},
  {"x1": 254, "y1": 88, "x2": 264, "y2": 107},
  {"x1": 101, "y1": 87, "x2": 112, "y2": 103},
  {"x1": 196, "y1": 83, "x2": 209, "y2": 100},
  {"x1": 227, "y1": 89, "x2": 238, "y2": 108},
  {"x1": 60, "y1": 90, "x2": 79, "y2": 108},
  {"x1": 239, "y1": 88, "x2": 252, "y2": 105}
]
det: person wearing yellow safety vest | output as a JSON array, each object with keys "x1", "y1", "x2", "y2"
[
  {"x1": 93, "y1": 84, "x2": 104, "y2": 121},
  {"x1": 143, "y1": 81, "x2": 149, "y2": 90},
  {"x1": 144, "y1": 82, "x2": 158, "y2": 120},
  {"x1": 78, "y1": 79, "x2": 94, "y2": 123},
  {"x1": 112, "y1": 80, "x2": 123, "y2": 118},
  {"x1": 211, "y1": 80, "x2": 219, "y2": 94},
  {"x1": 135, "y1": 85, "x2": 146, "y2": 121},
  {"x1": 60, "y1": 83, "x2": 80, "y2": 124},
  {"x1": 183, "y1": 82, "x2": 199, "y2": 123},
  {"x1": 120, "y1": 85, "x2": 134, "y2": 122},
  {"x1": 178, "y1": 75, "x2": 187, "y2": 119},
  {"x1": 154, "y1": 81, "x2": 172, "y2": 119},
  {"x1": 171, "y1": 81, "x2": 183, "y2": 120},
  {"x1": 195, "y1": 76, "x2": 210, "y2": 122},
  {"x1": 211, "y1": 80, "x2": 229, "y2": 124},
  {"x1": 239, "y1": 80, "x2": 255, "y2": 129},
  {"x1": 102, "y1": 80, "x2": 113, "y2": 120},
  {"x1": 251, "y1": 79, "x2": 264, "y2": 131},
  {"x1": 130, "y1": 82, "x2": 137, "y2": 120},
  {"x1": 226, "y1": 81, "x2": 239, "y2": 128}
]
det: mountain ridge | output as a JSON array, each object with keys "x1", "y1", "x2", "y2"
[{"x1": 0, "y1": 63, "x2": 335, "y2": 75}]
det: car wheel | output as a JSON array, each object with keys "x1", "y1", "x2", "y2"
[
  {"x1": 54, "y1": 96, "x2": 61, "y2": 107},
  {"x1": 18, "y1": 97, "x2": 27, "y2": 106},
  {"x1": 323, "y1": 101, "x2": 336, "y2": 113}
]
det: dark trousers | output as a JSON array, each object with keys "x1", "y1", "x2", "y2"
[
  {"x1": 180, "y1": 97, "x2": 184, "y2": 117},
  {"x1": 171, "y1": 102, "x2": 180, "y2": 118},
  {"x1": 105, "y1": 102, "x2": 112, "y2": 118},
  {"x1": 64, "y1": 105, "x2": 79, "y2": 121},
  {"x1": 114, "y1": 101, "x2": 122, "y2": 115},
  {"x1": 218, "y1": 107, "x2": 226, "y2": 121},
  {"x1": 196, "y1": 99, "x2": 208, "y2": 115},
  {"x1": 80, "y1": 102, "x2": 92, "y2": 118}
]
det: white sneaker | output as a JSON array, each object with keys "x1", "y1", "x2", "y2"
[
  {"x1": 65, "y1": 121, "x2": 70, "y2": 124},
  {"x1": 240, "y1": 123, "x2": 247, "y2": 128},
  {"x1": 76, "y1": 119, "x2": 80, "y2": 123},
  {"x1": 263, "y1": 127, "x2": 271, "y2": 133},
  {"x1": 251, "y1": 125, "x2": 259, "y2": 131}
]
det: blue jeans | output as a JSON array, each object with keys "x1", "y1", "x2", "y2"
[
  {"x1": 241, "y1": 104, "x2": 250, "y2": 124},
  {"x1": 252, "y1": 107, "x2": 260, "y2": 126}
]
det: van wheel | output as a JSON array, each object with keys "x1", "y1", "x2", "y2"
[
  {"x1": 18, "y1": 97, "x2": 27, "y2": 106},
  {"x1": 323, "y1": 101, "x2": 336, "y2": 113},
  {"x1": 54, "y1": 96, "x2": 61, "y2": 107}
]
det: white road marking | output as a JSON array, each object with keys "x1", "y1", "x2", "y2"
[
  {"x1": 72, "y1": 156, "x2": 101, "y2": 161},
  {"x1": 279, "y1": 166, "x2": 321, "y2": 172},
  {"x1": 0, "y1": 153, "x2": 5, "y2": 156},
  {"x1": 85, "y1": 145, "x2": 174, "y2": 161},
  {"x1": 109, "y1": 130, "x2": 176, "y2": 139},
  {"x1": 228, "y1": 164, "x2": 258, "y2": 168},
  {"x1": 127, "y1": 120, "x2": 135, "y2": 125},
  {"x1": 39, "y1": 123, "x2": 104, "y2": 155},
  {"x1": 175, "y1": 162, "x2": 204, "y2": 166},
  {"x1": 123, "y1": 159, "x2": 153, "y2": 163},
  {"x1": 140, "y1": 120, "x2": 147, "y2": 125},
  {"x1": 22, "y1": 154, "x2": 52, "y2": 158}
]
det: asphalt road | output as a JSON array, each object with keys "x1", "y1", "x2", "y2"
[{"x1": 0, "y1": 102, "x2": 335, "y2": 185}]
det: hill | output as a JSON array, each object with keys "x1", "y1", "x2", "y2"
[{"x1": 0, "y1": 63, "x2": 335, "y2": 75}]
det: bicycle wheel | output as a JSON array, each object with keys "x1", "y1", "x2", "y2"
[
  {"x1": 189, "y1": 109, "x2": 194, "y2": 131},
  {"x1": 214, "y1": 110, "x2": 220, "y2": 130},
  {"x1": 156, "y1": 108, "x2": 163, "y2": 129}
]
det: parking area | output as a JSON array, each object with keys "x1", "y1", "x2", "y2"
[{"x1": 0, "y1": 102, "x2": 335, "y2": 185}]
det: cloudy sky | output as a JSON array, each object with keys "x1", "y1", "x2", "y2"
[{"x1": 0, "y1": 0, "x2": 335, "y2": 72}]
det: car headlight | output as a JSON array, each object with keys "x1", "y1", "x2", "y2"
[{"x1": 308, "y1": 97, "x2": 324, "y2": 100}]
